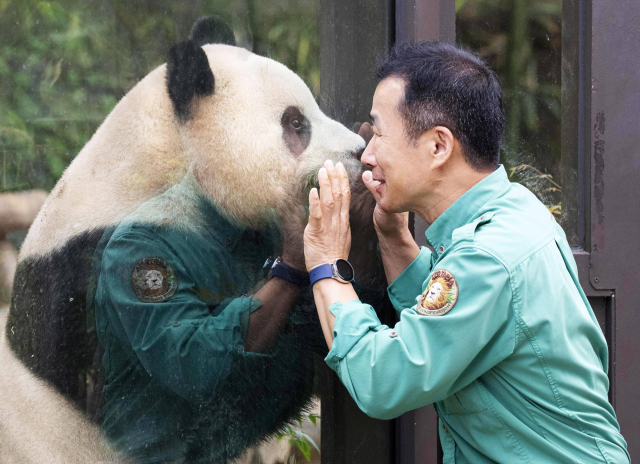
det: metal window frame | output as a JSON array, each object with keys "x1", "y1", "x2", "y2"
[{"x1": 568, "y1": 0, "x2": 640, "y2": 455}]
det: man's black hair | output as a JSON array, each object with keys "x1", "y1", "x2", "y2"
[{"x1": 376, "y1": 41, "x2": 505, "y2": 171}]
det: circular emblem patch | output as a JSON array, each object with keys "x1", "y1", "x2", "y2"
[
  {"x1": 416, "y1": 269, "x2": 458, "y2": 316},
  {"x1": 131, "y1": 257, "x2": 178, "y2": 303}
]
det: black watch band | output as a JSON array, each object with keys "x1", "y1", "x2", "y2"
[{"x1": 269, "y1": 258, "x2": 310, "y2": 287}]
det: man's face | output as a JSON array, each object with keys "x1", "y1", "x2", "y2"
[{"x1": 360, "y1": 77, "x2": 432, "y2": 213}]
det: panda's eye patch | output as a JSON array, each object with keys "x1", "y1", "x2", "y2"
[
  {"x1": 281, "y1": 106, "x2": 311, "y2": 158},
  {"x1": 281, "y1": 107, "x2": 306, "y2": 129}
]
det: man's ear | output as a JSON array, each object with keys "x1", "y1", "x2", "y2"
[
  {"x1": 166, "y1": 40, "x2": 215, "y2": 123},
  {"x1": 427, "y1": 126, "x2": 455, "y2": 168}
]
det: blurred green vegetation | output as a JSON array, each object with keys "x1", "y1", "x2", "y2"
[
  {"x1": 0, "y1": 0, "x2": 319, "y2": 193},
  {"x1": 1, "y1": 0, "x2": 563, "y2": 212},
  {"x1": 457, "y1": 0, "x2": 562, "y2": 210},
  {"x1": 276, "y1": 413, "x2": 321, "y2": 462}
]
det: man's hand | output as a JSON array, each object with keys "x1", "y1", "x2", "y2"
[
  {"x1": 362, "y1": 170, "x2": 413, "y2": 242},
  {"x1": 304, "y1": 159, "x2": 358, "y2": 351},
  {"x1": 304, "y1": 160, "x2": 352, "y2": 272}
]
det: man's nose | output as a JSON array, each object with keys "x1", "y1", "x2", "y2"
[{"x1": 360, "y1": 142, "x2": 376, "y2": 168}]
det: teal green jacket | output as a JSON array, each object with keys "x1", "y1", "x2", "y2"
[
  {"x1": 92, "y1": 173, "x2": 292, "y2": 463},
  {"x1": 326, "y1": 166, "x2": 629, "y2": 463}
]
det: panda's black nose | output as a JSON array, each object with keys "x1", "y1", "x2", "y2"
[{"x1": 353, "y1": 146, "x2": 365, "y2": 161}]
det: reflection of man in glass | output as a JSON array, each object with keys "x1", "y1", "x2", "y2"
[
  {"x1": 303, "y1": 42, "x2": 630, "y2": 463},
  {"x1": 91, "y1": 170, "x2": 315, "y2": 463}
]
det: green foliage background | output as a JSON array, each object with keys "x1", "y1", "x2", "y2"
[
  {"x1": 0, "y1": 0, "x2": 319, "y2": 193},
  {"x1": 457, "y1": 0, "x2": 562, "y2": 210},
  {"x1": 0, "y1": 0, "x2": 562, "y2": 210}
]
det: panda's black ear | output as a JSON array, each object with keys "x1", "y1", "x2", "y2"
[
  {"x1": 189, "y1": 15, "x2": 236, "y2": 47},
  {"x1": 166, "y1": 40, "x2": 215, "y2": 122}
]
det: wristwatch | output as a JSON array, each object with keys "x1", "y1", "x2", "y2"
[
  {"x1": 309, "y1": 259, "x2": 355, "y2": 286},
  {"x1": 268, "y1": 257, "x2": 310, "y2": 287}
]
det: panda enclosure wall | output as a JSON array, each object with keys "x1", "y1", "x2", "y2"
[{"x1": 1, "y1": 0, "x2": 639, "y2": 463}]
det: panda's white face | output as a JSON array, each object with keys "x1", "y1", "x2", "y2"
[{"x1": 183, "y1": 44, "x2": 365, "y2": 227}]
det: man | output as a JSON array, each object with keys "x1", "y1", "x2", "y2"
[{"x1": 303, "y1": 42, "x2": 629, "y2": 462}]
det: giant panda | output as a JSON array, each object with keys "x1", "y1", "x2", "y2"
[{"x1": 2, "y1": 16, "x2": 384, "y2": 464}]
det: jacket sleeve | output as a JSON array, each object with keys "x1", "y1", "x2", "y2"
[
  {"x1": 325, "y1": 246, "x2": 515, "y2": 419},
  {"x1": 386, "y1": 246, "x2": 433, "y2": 315},
  {"x1": 97, "y1": 230, "x2": 268, "y2": 403}
]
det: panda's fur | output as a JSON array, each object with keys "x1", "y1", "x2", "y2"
[
  {"x1": 2, "y1": 16, "x2": 381, "y2": 463},
  {"x1": 0, "y1": 307, "x2": 124, "y2": 463}
]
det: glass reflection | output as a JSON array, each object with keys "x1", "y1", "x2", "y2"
[{"x1": 0, "y1": 4, "x2": 380, "y2": 463}]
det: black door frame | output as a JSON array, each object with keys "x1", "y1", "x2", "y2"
[
  {"x1": 318, "y1": 1, "x2": 396, "y2": 462},
  {"x1": 561, "y1": 0, "x2": 640, "y2": 456}
]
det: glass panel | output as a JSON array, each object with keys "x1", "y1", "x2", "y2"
[
  {"x1": 0, "y1": 1, "x2": 320, "y2": 195},
  {"x1": 456, "y1": 0, "x2": 568, "y2": 236},
  {"x1": 0, "y1": 3, "x2": 331, "y2": 463}
]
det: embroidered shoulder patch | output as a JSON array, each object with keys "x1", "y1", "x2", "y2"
[
  {"x1": 131, "y1": 257, "x2": 178, "y2": 303},
  {"x1": 416, "y1": 269, "x2": 458, "y2": 316}
]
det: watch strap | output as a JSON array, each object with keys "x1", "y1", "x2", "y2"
[
  {"x1": 269, "y1": 260, "x2": 310, "y2": 287},
  {"x1": 309, "y1": 263, "x2": 334, "y2": 286}
]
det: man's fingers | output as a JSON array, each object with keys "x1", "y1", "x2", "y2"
[
  {"x1": 324, "y1": 160, "x2": 343, "y2": 212},
  {"x1": 362, "y1": 170, "x2": 381, "y2": 203},
  {"x1": 337, "y1": 162, "x2": 351, "y2": 218},
  {"x1": 318, "y1": 167, "x2": 334, "y2": 214},
  {"x1": 308, "y1": 187, "x2": 322, "y2": 226}
]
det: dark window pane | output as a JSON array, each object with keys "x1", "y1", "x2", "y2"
[{"x1": 456, "y1": 0, "x2": 571, "y2": 240}]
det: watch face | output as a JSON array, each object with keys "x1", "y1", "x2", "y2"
[{"x1": 335, "y1": 259, "x2": 354, "y2": 281}]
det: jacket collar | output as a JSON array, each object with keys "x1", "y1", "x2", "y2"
[{"x1": 425, "y1": 165, "x2": 511, "y2": 256}]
